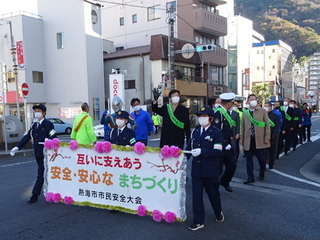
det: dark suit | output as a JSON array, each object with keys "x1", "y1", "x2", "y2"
[
  {"x1": 279, "y1": 106, "x2": 294, "y2": 154},
  {"x1": 230, "y1": 110, "x2": 240, "y2": 161},
  {"x1": 186, "y1": 125, "x2": 223, "y2": 224},
  {"x1": 109, "y1": 126, "x2": 136, "y2": 146},
  {"x1": 213, "y1": 107, "x2": 236, "y2": 188},
  {"x1": 292, "y1": 107, "x2": 302, "y2": 150},
  {"x1": 267, "y1": 111, "x2": 280, "y2": 168},
  {"x1": 16, "y1": 119, "x2": 56, "y2": 196}
]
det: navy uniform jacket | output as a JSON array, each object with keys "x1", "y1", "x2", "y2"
[
  {"x1": 109, "y1": 126, "x2": 136, "y2": 146},
  {"x1": 212, "y1": 107, "x2": 233, "y2": 148},
  {"x1": 16, "y1": 119, "x2": 56, "y2": 158},
  {"x1": 268, "y1": 111, "x2": 281, "y2": 138},
  {"x1": 280, "y1": 106, "x2": 294, "y2": 131},
  {"x1": 186, "y1": 125, "x2": 223, "y2": 178}
]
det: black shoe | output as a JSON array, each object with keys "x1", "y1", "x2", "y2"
[
  {"x1": 293, "y1": 148, "x2": 296, "y2": 151},
  {"x1": 28, "y1": 195, "x2": 38, "y2": 204},
  {"x1": 308, "y1": 140, "x2": 312, "y2": 142},
  {"x1": 284, "y1": 152, "x2": 288, "y2": 156},
  {"x1": 269, "y1": 165, "x2": 274, "y2": 169},
  {"x1": 259, "y1": 172, "x2": 265, "y2": 180},
  {"x1": 220, "y1": 183, "x2": 233, "y2": 192},
  {"x1": 244, "y1": 178, "x2": 255, "y2": 184},
  {"x1": 216, "y1": 212, "x2": 225, "y2": 223},
  {"x1": 188, "y1": 223, "x2": 204, "y2": 231}
]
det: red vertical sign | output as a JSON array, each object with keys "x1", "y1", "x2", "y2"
[{"x1": 16, "y1": 41, "x2": 25, "y2": 69}]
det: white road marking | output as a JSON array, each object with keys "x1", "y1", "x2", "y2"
[{"x1": 0, "y1": 161, "x2": 33, "y2": 168}]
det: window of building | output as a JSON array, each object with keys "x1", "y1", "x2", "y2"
[
  {"x1": 257, "y1": 50, "x2": 259, "y2": 54},
  {"x1": 125, "y1": 80, "x2": 135, "y2": 89},
  {"x1": 120, "y1": 17, "x2": 124, "y2": 26},
  {"x1": 132, "y1": 14, "x2": 137, "y2": 23},
  {"x1": 272, "y1": 49, "x2": 275, "y2": 53},
  {"x1": 148, "y1": 5, "x2": 161, "y2": 21},
  {"x1": 7, "y1": 71, "x2": 15, "y2": 83},
  {"x1": 115, "y1": 46, "x2": 124, "y2": 51},
  {"x1": 57, "y1": 32, "x2": 64, "y2": 49},
  {"x1": 257, "y1": 67, "x2": 260, "y2": 70},
  {"x1": 33, "y1": 71, "x2": 44, "y2": 83},
  {"x1": 272, "y1": 65, "x2": 275, "y2": 69}
]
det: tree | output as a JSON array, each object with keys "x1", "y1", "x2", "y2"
[{"x1": 251, "y1": 83, "x2": 271, "y2": 106}]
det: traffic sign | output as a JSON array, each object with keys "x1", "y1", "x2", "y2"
[{"x1": 21, "y1": 83, "x2": 29, "y2": 96}]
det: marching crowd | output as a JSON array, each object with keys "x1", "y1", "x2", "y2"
[{"x1": 9, "y1": 88, "x2": 313, "y2": 231}]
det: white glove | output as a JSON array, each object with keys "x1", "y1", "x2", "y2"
[
  {"x1": 225, "y1": 144, "x2": 232, "y2": 150},
  {"x1": 10, "y1": 147, "x2": 19, "y2": 156},
  {"x1": 191, "y1": 148, "x2": 201, "y2": 157}
]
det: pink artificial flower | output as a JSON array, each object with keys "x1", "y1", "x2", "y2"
[
  {"x1": 102, "y1": 141, "x2": 112, "y2": 153},
  {"x1": 94, "y1": 142, "x2": 103, "y2": 153},
  {"x1": 164, "y1": 211, "x2": 176, "y2": 223},
  {"x1": 64, "y1": 196, "x2": 74, "y2": 205},
  {"x1": 137, "y1": 205, "x2": 147, "y2": 216},
  {"x1": 69, "y1": 140, "x2": 78, "y2": 151},
  {"x1": 51, "y1": 138, "x2": 60, "y2": 149},
  {"x1": 152, "y1": 210, "x2": 163, "y2": 222},
  {"x1": 160, "y1": 145, "x2": 171, "y2": 158},
  {"x1": 44, "y1": 139, "x2": 52, "y2": 150},
  {"x1": 170, "y1": 146, "x2": 181, "y2": 158},
  {"x1": 134, "y1": 142, "x2": 146, "y2": 155},
  {"x1": 52, "y1": 193, "x2": 61, "y2": 203},
  {"x1": 45, "y1": 192, "x2": 54, "y2": 202}
]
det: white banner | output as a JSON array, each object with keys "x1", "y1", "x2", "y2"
[
  {"x1": 109, "y1": 74, "x2": 125, "y2": 113},
  {"x1": 44, "y1": 145, "x2": 187, "y2": 221}
]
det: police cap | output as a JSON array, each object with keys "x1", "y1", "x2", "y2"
[
  {"x1": 196, "y1": 106, "x2": 215, "y2": 117},
  {"x1": 219, "y1": 92, "x2": 236, "y2": 101},
  {"x1": 115, "y1": 110, "x2": 129, "y2": 119},
  {"x1": 32, "y1": 104, "x2": 47, "y2": 112}
]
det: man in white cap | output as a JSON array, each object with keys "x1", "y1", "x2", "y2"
[{"x1": 212, "y1": 92, "x2": 237, "y2": 192}]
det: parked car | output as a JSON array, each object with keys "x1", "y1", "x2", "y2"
[
  {"x1": 47, "y1": 117, "x2": 72, "y2": 134},
  {"x1": 94, "y1": 124, "x2": 104, "y2": 138}
]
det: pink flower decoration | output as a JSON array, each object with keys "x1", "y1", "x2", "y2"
[
  {"x1": 44, "y1": 139, "x2": 52, "y2": 150},
  {"x1": 160, "y1": 145, "x2": 171, "y2": 158},
  {"x1": 134, "y1": 142, "x2": 146, "y2": 155},
  {"x1": 102, "y1": 141, "x2": 112, "y2": 153},
  {"x1": 152, "y1": 210, "x2": 163, "y2": 222},
  {"x1": 51, "y1": 138, "x2": 60, "y2": 149},
  {"x1": 94, "y1": 142, "x2": 103, "y2": 153},
  {"x1": 64, "y1": 196, "x2": 74, "y2": 205},
  {"x1": 52, "y1": 193, "x2": 61, "y2": 203},
  {"x1": 164, "y1": 211, "x2": 176, "y2": 223},
  {"x1": 69, "y1": 140, "x2": 78, "y2": 150},
  {"x1": 45, "y1": 192, "x2": 54, "y2": 202},
  {"x1": 170, "y1": 146, "x2": 181, "y2": 158},
  {"x1": 137, "y1": 205, "x2": 147, "y2": 216}
]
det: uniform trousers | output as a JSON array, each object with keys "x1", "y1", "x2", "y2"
[
  {"x1": 32, "y1": 157, "x2": 45, "y2": 196},
  {"x1": 302, "y1": 125, "x2": 311, "y2": 141},
  {"x1": 136, "y1": 139, "x2": 148, "y2": 146},
  {"x1": 244, "y1": 136, "x2": 267, "y2": 179},
  {"x1": 283, "y1": 130, "x2": 292, "y2": 153},
  {"x1": 268, "y1": 134, "x2": 279, "y2": 168},
  {"x1": 291, "y1": 128, "x2": 299, "y2": 150},
  {"x1": 220, "y1": 150, "x2": 236, "y2": 187},
  {"x1": 192, "y1": 176, "x2": 222, "y2": 224}
]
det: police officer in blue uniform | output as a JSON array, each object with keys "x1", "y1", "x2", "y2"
[
  {"x1": 109, "y1": 110, "x2": 136, "y2": 146},
  {"x1": 187, "y1": 106, "x2": 224, "y2": 231},
  {"x1": 10, "y1": 104, "x2": 57, "y2": 203},
  {"x1": 213, "y1": 92, "x2": 237, "y2": 193}
]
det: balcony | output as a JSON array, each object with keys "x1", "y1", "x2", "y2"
[
  {"x1": 192, "y1": 8, "x2": 227, "y2": 37},
  {"x1": 200, "y1": 47, "x2": 227, "y2": 66},
  {"x1": 162, "y1": 80, "x2": 207, "y2": 97}
]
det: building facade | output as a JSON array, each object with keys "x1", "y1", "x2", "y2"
[{"x1": 308, "y1": 52, "x2": 320, "y2": 109}]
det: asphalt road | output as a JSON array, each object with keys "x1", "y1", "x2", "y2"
[{"x1": 1, "y1": 117, "x2": 320, "y2": 240}]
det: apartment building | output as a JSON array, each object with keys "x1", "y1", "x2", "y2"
[{"x1": 308, "y1": 52, "x2": 320, "y2": 108}]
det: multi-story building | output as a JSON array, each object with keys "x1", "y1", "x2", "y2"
[
  {"x1": 251, "y1": 40, "x2": 293, "y2": 100},
  {"x1": 308, "y1": 52, "x2": 320, "y2": 108},
  {"x1": 101, "y1": 0, "x2": 228, "y2": 108},
  {"x1": 0, "y1": 0, "x2": 105, "y2": 130}
]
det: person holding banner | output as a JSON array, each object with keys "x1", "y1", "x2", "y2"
[
  {"x1": 71, "y1": 102, "x2": 97, "y2": 145},
  {"x1": 241, "y1": 94, "x2": 270, "y2": 184},
  {"x1": 10, "y1": 104, "x2": 57, "y2": 203},
  {"x1": 152, "y1": 89, "x2": 190, "y2": 149},
  {"x1": 186, "y1": 106, "x2": 224, "y2": 231}
]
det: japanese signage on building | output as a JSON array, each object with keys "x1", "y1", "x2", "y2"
[
  {"x1": 44, "y1": 146, "x2": 187, "y2": 221},
  {"x1": 16, "y1": 41, "x2": 25, "y2": 69}
]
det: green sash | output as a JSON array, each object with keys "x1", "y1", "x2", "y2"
[
  {"x1": 244, "y1": 109, "x2": 266, "y2": 127},
  {"x1": 215, "y1": 108, "x2": 236, "y2": 127},
  {"x1": 167, "y1": 104, "x2": 184, "y2": 129},
  {"x1": 294, "y1": 117, "x2": 299, "y2": 121},
  {"x1": 280, "y1": 106, "x2": 292, "y2": 121},
  {"x1": 269, "y1": 119, "x2": 275, "y2": 127}
]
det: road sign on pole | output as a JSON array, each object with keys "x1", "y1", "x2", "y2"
[{"x1": 21, "y1": 82, "x2": 29, "y2": 97}]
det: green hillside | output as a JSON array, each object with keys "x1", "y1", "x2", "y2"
[{"x1": 234, "y1": 0, "x2": 320, "y2": 59}]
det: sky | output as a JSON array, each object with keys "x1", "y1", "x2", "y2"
[{"x1": 0, "y1": 0, "x2": 38, "y2": 16}]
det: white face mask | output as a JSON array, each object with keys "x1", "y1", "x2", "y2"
[
  {"x1": 133, "y1": 105, "x2": 141, "y2": 112},
  {"x1": 171, "y1": 96, "x2": 180, "y2": 104},
  {"x1": 34, "y1": 112, "x2": 43, "y2": 120},
  {"x1": 263, "y1": 107, "x2": 269, "y2": 112},
  {"x1": 289, "y1": 104, "x2": 294, "y2": 108},
  {"x1": 198, "y1": 116, "x2": 210, "y2": 127},
  {"x1": 214, "y1": 104, "x2": 220, "y2": 108},
  {"x1": 245, "y1": 104, "x2": 249, "y2": 109},
  {"x1": 283, "y1": 101, "x2": 288, "y2": 106},
  {"x1": 116, "y1": 119, "x2": 125, "y2": 128},
  {"x1": 250, "y1": 100, "x2": 257, "y2": 107},
  {"x1": 231, "y1": 107, "x2": 237, "y2": 111}
]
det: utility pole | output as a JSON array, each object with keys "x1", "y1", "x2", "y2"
[{"x1": 167, "y1": 4, "x2": 176, "y2": 90}]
